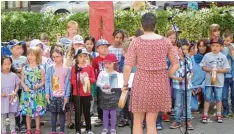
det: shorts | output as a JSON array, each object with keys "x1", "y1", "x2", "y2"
[{"x1": 203, "y1": 86, "x2": 223, "y2": 102}]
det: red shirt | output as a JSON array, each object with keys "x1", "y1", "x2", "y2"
[
  {"x1": 71, "y1": 65, "x2": 96, "y2": 96},
  {"x1": 92, "y1": 56, "x2": 105, "y2": 78}
]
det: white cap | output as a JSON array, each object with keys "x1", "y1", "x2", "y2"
[
  {"x1": 72, "y1": 35, "x2": 84, "y2": 44},
  {"x1": 30, "y1": 39, "x2": 45, "y2": 49}
]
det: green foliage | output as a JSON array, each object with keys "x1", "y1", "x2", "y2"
[{"x1": 1, "y1": 6, "x2": 234, "y2": 44}]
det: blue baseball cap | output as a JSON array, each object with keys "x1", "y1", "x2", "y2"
[
  {"x1": 96, "y1": 39, "x2": 110, "y2": 47},
  {"x1": 8, "y1": 39, "x2": 20, "y2": 49}
]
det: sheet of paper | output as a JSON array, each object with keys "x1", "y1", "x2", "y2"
[{"x1": 118, "y1": 73, "x2": 135, "y2": 88}]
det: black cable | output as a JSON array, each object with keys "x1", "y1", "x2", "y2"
[{"x1": 169, "y1": 16, "x2": 189, "y2": 134}]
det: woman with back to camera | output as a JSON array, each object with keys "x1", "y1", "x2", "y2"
[{"x1": 122, "y1": 13, "x2": 179, "y2": 134}]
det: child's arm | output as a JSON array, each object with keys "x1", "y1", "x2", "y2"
[
  {"x1": 34, "y1": 68, "x2": 45, "y2": 90},
  {"x1": 89, "y1": 66, "x2": 96, "y2": 84},
  {"x1": 45, "y1": 66, "x2": 51, "y2": 100},
  {"x1": 202, "y1": 66, "x2": 212, "y2": 73},
  {"x1": 217, "y1": 68, "x2": 229, "y2": 73},
  {"x1": 70, "y1": 66, "x2": 76, "y2": 87},
  {"x1": 21, "y1": 67, "x2": 29, "y2": 92},
  {"x1": 96, "y1": 72, "x2": 105, "y2": 88},
  {"x1": 64, "y1": 68, "x2": 71, "y2": 104}
]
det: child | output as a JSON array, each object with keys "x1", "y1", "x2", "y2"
[
  {"x1": 92, "y1": 39, "x2": 110, "y2": 127},
  {"x1": 221, "y1": 30, "x2": 234, "y2": 117},
  {"x1": 47, "y1": 44, "x2": 64, "y2": 66},
  {"x1": 208, "y1": 24, "x2": 220, "y2": 40},
  {"x1": 45, "y1": 47, "x2": 71, "y2": 134},
  {"x1": 85, "y1": 36, "x2": 99, "y2": 58},
  {"x1": 40, "y1": 33, "x2": 50, "y2": 58},
  {"x1": 170, "y1": 39, "x2": 194, "y2": 130},
  {"x1": 71, "y1": 48, "x2": 96, "y2": 134},
  {"x1": 96, "y1": 54, "x2": 119, "y2": 134},
  {"x1": 30, "y1": 39, "x2": 49, "y2": 70},
  {"x1": 191, "y1": 39, "x2": 210, "y2": 111},
  {"x1": 84, "y1": 36, "x2": 98, "y2": 116},
  {"x1": 20, "y1": 47, "x2": 46, "y2": 134},
  {"x1": 65, "y1": 35, "x2": 85, "y2": 129},
  {"x1": 9, "y1": 39, "x2": 27, "y2": 132},
  {"x1": 59, "y1": 21, "x2": 79, "y2": 50},
  {"x1": 118, "y1": 40, "x2": 136, "y2": 128},
  {"x1": 1, "y1": 56, "x2": 20, "y2": 134},
  {"x1": 200, "y1": 37, "x2": 230, "y2": 123},
  {"x1": 108, "y1": 29, "x2": 125, "y2": 63}
]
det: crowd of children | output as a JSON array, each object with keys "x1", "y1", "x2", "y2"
[{"x1": 1, "y1": 19, "x2": 234, "y2": 134}]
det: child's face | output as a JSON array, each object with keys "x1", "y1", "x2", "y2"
[
  {"x1": 223, "y1": 37, "x2": 233, "y2": 46},
  {"x1": 27, "y1": 52, "x2": 36, "y2": 64},
  {"x1": 105, "y1": 62, "x2": 115, "y2": 70},
  {"x1": 213, "y1": 30, "x2": 220, "y2": 37},
  {"x1": 211, "y1": 43, "x2": 221, "y2": 53},
  {"x1": 41, "y1": 39, "x2": 49, "y2": 45},
  {"x1": 97, "y1": 45, "x2": 108, "y2": 56},
  {"x1": 67, "y1": 24, "x2": 78, "y2": 37},
  {"x1": 36, "y1": 44, "x2": 44, "y2": 56},
  {"x1": 73, "y1": 43, "x2": 84, "y2": 50},
  {"x1": 52, "y1": 52, "x2": 63, "y2": 64},
  {"x1": 77, "y1": 54, "x2": 87, "y2": 65},
  {"x1": 85, "y1": 40, "x2": 94, "y2": 52},
  {"x1": 114, "y1": 33, "x2": 123, "y2": 45},
  {"x1": 11, "y1": 45, "x2": 22, "y2": 56},
  {"x1": 182, "y1": 45, "x2": 189, "y2": 55},
  {"x1": 189, "y1": 46, "x2": 197, "y2": 56},
  {"x1": 168, "y1": 34, "x2": 176, "y2": 45},
  {"x1": 2, "y1": 58, "x2": 12, "y2": 73},
  {"x1": 198, "y1": 41, "x2": 207, "y2": 54}
]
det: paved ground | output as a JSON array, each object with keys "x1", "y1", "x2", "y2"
[{"x1": 5, "y1": 111, "x2": 234, "y2": 134}]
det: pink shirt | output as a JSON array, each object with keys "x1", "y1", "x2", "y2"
[{"x1": 52, "y1": 66, "x2": 68, "y2": 97}]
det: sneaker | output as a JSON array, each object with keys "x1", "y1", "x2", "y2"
[
  {"x1": 216, "y1": 115, "x2": 223, "y2": 123},
  {"x1": 50, "y1": 132, "x2": 56, "y2": 134},
  {"x1": 156, "y1": 123, "x2": 163, "y2": 130},
  {"x1": 15, "y1": 126, "x2": 20, "y2": 132},
  {"x1": 26, "y1": 130, "x2": 32, "y2": 134},
  {"x1": 81, "y1": 121, "x2": 86, "y2": 128},
  {"x1": 95, "y1": 119, "x2": 102, "y2": 123},
  {"x1": 187, "y1": 121, "x2": 194, "y2": 130},
  {"x1": 20, "y1": 124, "x2": 26, "y2": 133},
  {"x1": 163, "y1": 113, "x2": 170, "y2": 122},
  {"x1": 201, "y1": 115, "x2": 208, "y2": 124},
  {"x1": 101, "y1": 129, "x2": 108, "y2": 134},
  {"x1": 34, "y1": 129, "x2": 41, "y2": 134},
  {"x1": 169, "y1": 122, "x2": 181, "y2": 129},
  {"x1": 76, "y1": 132, "x2": 80, "y2": 134},
  {"x1": 67, "y1": 122, "x2": 75, "y2": 129},
  {"x1": 2, "y1": 132, "x2": 7, "y2": 134},
  {"x1": 110, "y1": 129, "x2": 116, "y2": 134},
  {"x1": 94, "y1": 120, "x2": 103, "y2": 127},
  {"x1": 11, "y1": 131, "x2": 17, "y2": 134},
  {"x1": 87, "y1": 130, "x2": 94, "y2": 134},
  {"x1": 118, "y1": 119, "x2": 128, "y2": 127}
]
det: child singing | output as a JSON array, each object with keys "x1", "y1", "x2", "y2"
[
  {"x1": 1, "y1": 56, "x2": 20, "y2": 134},
  {"x1": 71, "y1": 48, "x2": 96, "y2": 134},
  {"x1": 97, "y1": 54, "x2": 119, "y2": 134},
  {"x1": 20, "y1": 47, "x2": 46, "y2": 134},
  {"x1": 45, "y1": 47, "x2": 71, "y2": 134}
]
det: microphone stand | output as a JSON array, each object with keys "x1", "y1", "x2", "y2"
[
  {"x1": 169, "y1": 16, "x2": 189, "y2": 134},
  {"x1": 75, "y1": 65, "x2": 82, "y2": 134}
]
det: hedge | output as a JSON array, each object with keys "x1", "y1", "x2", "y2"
[{"x1": 1, "y1": 6, "x2": 234, "y2": 44}]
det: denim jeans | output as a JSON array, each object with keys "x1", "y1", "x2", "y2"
[
  {"x1": 51, "y1": 112, "x2": 65, "y2": 132},
  {"x1": 222, "y1": 78, "x2": 234, "y2": 115},
  {"x1": 156, "y1": 112, "x2": 163, "y2": 125},
  {"x1": 174, "y1": 89, "x2": 192, "y2": 122}
]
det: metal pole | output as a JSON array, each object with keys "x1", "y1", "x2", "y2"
[{"x1": 28, "y1": 1, "x2": 31, "y2": 11}]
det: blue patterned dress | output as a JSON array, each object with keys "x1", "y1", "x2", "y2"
[{"x1": 20, "y1": 65, "x2": 46, "y2": 117}]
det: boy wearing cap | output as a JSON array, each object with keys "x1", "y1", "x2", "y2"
[
  {"x1": 200, "y1": 37, "x2": 230, "y2": 124},
  {"x1": 9, "y1": 39, "x2": 27, "y2": 132},
  {"x1": 92, "y1": 39, "x2": 110, "y2": 127}
]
